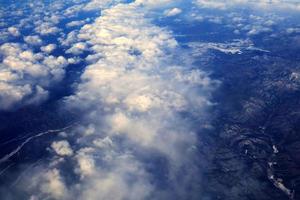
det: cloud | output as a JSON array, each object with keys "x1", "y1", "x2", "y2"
[
  {"x1": 77, "y1": 153, "x2": 154, "y2": 200},
  {"x1": 26, "y1": 168, "x2": 68, "y2": 200},
  {"x1": 93, "y1": 136, "x2": 113, "y2": 148},
  {"x1": 51, "y1": 140, "x2": 73, "y2": 156},
  {"x1": 286, "y1": 27, "x2": 300, "y2": 34},
  {"x1": 75, "y1": 147, "x2": 96, "y2": 177},
  {"x1": 35, "y1": 22, "x2": 61, "y2": 35},
  {"x1": 41, "y1": 44, "x2": 57, "y2": 53},
  {"x1": 247, "y1": 26, "x2": 272, "y2": 36},
  {"x1": 83, "y1": 0, "x2": 124, "y2": 11},
  {"x1": 1, "y1": 1, "x2": 300, "y2": 199},
  {"x1": 164, "y1": 7, "x2": 182, "y2": 17},
  {"x1": 194, "y1": 0, "x2": 300, "y2": 11},
  {"x1": 40, "y1": 169, "x2": 67, "y2": 198},
  {"x1": 3, "y1": 0, "x2": 216, "y2": 199},
  {"x1": 7, "y1": 27, "x2": 20, "y2": 37},
  {"x1": 24, "y1": 35, "x2": 43, "y2": 46},
  {"x1": 66, "y1": 42, "x2": 88, "y2": 55},
  {"x1": 0, "y1": 43, "x2": 68, "y2": 110},
  {"x1": 47, "y1": 1, "x2": 216, "y2": 199},
  {"x1": 194, "y1": 0, "x2": 229, "y2": 9},
  {"x1": 66, "y1": 19, "x2": 89, "y2": 28}
]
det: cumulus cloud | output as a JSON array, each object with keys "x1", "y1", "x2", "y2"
[
  {"x1": 66, "y1": 19, "x2": 89, "y2": 28},
  {"x1": 25, "y1": 168, "x2": 68, "y2": 200},
  {"x1": 24, "y1": 35, "x2": 43, "y2": 46},
  {"x1": 195, "y1": 0, "x2": 229, "y2": 9},
  {"x1": 83, "y1": 0, "x2": 124, "y2": 11},
  {"x1": 194, "y1": 0, "x2": 300, "y2": 11},
  {"x1": 3, "y1": 0, "x2": 216, "y2": 199},
  {"x1": 286, "y1": 27, "x2": 300, "y2": 34},
  {"x1": 40, "y1": 169, "x2": 67, "y2": 198},
  {"x1": 41, "y1": 44, "x2": 57, "y2": 53},
  {"x1": 2, "y1": 1, "x2": 300, "y2": 199},
  {"x1": 51, "y1": 140, "x2": 73, "y2": 156},
  {"x1": 7, "y1": 27, "x2": 20, "y2": 37},
  {"x1": 66, "y1": 42, "x2": 88, "y2": 55},
  {"x1": 135, "y1": 0, "x2": 181, "y2": 8},
  {"x1": 164, "y1": 7, "x2": 182, "y2": 17},
  {"x1": 75, "y1": 147, "x2": 96, "y2": 177},
  {"x1": 37, "y1": 1, "x2": 216, "y2": 199},
  {"x1": 35, "y1": 22, "x2": 61, "y2": 35},
  {"x1": 0, "y1": 43, "x2": 68, "y2": 110}
]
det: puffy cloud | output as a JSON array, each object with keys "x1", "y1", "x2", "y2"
[
  {"x1": 286, "y1": 27, "x2": 300, "y2": 34},
  {"x1": 26, "y1": 168, "x2": 68, "y2": 199},
  {"x1": 66, "y1": 42, "x2": 88, "y2": 55},
  {"x1": 56, "y1": 1, "x2": 215, "y2": 199},
  {"x1": 4, "y1": 0, "x2": 216, "y2": 199},
  {"x1": 40, "y1": 44, "x2": 57, "y2": 53},
  {"x1": 75, "y1": 148, "x2": 96, "y2": 177},
  {"x1": 40, "y1": 169, "x2": 67, "y2": 199},
  {"x1": 135, "y1": 0, "x2": 176, "y2": 7},
  {"x1": 24, "y1": 35, "x2": 43, "y2": 46},
  {"x1": 66, "y1": 19, "x2": 89, "y2": 28},
  {"x1": 194, "y1": 0, "x2": 300, "y2": 11},
  {"x1": 164, "y1": 7, "x2": 182, "y2": 17},
  {"x1": 77, "y1": 153, "x2": 153, "y2": 200},
  {"x1": 247, "y1": 26, "x2": 272, "y2": 36},
  {"x1": 51, "y1": 140, "x2": 73, "y2": 156},
  {"x1": 63, "y1": 4, "x2": 85, "y2": 17},
  {"x1": 67, "y1": 57, "x2": 81, "y2": 64},
  {"x1": 7, "y1": 27, "x2": 20, "y2": 37},
  {"x1": 83, "y1": 0, "x2": 124, "y2": 11},
  {"x1": 0, "y1": 43, "x2": 68, "y2": 110},
  {"x1": 195, "y1": 0, "x2": 229, "y2": 9},
  {"x1": 35, "y1": 22, "x2": 61, "y2": 35},
  {"x1": 93, "y1": 136, "x2": 113, "y2": 148}
]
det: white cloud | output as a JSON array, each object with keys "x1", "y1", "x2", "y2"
[
  {"x1": 135, "y1": 0, "x2": 176, "y2": 7},
  {"x1": 40, "y1": 169, "x2": 67, "y2": 198},
  {"x1": 41, "y1": 44, "x2": 57, "y2": 53},
  {"x1": 59, "y1": 1, "x2": 215, "y2": 198},
  {"x1": 286, "y1": 27, "x2": 300, "y2": 34},
  {"x1": 194, "y1": 0, "x2": 300, "y2": 11},
  {"x1": 5, "y1": 0, "x2": 217, "y2": 199},
  {"x1": 67, "y1": 57, "x2": 81, "y2": 64},
  {"x1": 93, "y1": 136, "x2": 113, "y2": 148},
  {"x1": 0, "y1": 43, "x2": 68, "y2": 110},
  {"x1": 195, "y1": 0, "x2": 228, "y2": 9},
  {"x1": 247, "y1": 26, "x2": 272, "y2": 35},
  {"x1": 75, "y1": 148, "x2": 96, "y2": 177},
  {"x1": 164, "y1": 7, "x2": 182, "y2": 17},
  {"x1": 19, "y1": 166, "x2": 68, "y2": 200},
  {"x1": 7, "y1": 27, "x2": 20, "y2": 37},
  {"x1": 51, "y1": 140, "x2": 73, "y2": 156},
  {"x1": 63, "y1": 4, "x2": 85, "y2": 17},
  {"x1": 66, "y1": 42, "x2": 88, "y2": 55},
  {"x1": 66, "y1": 20, "x2": 88, "y2": 28},
  {"x1": 2, "y1": 0, "x2": 300, "y2": 199},
  {"x1": 35, "y1": 22, "x2": 61, "y2": 35},
  {"x1": 24, "y1": 35, "x2": 43, "y2": 46},
  {"x1": 77, "y1": 154, "x2": 153, "y2": 200},
  {"x1": 83, "y1": 0, "x2": 123, "y2": 11}
]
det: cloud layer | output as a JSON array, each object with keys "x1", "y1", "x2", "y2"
[
  {"x1": 0, "y1": 43, "x2": 68, "y2": 110},
  {"x1": 18, "y1": 1, "x2": 217, "y2": 199},
  {"x1": 194, "y1": 0, "x2": 300, "y2": 11}
]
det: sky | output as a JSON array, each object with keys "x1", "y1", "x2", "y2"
[{"x1": 0, "y1": 0, "x2": 300, "y2": 200}]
